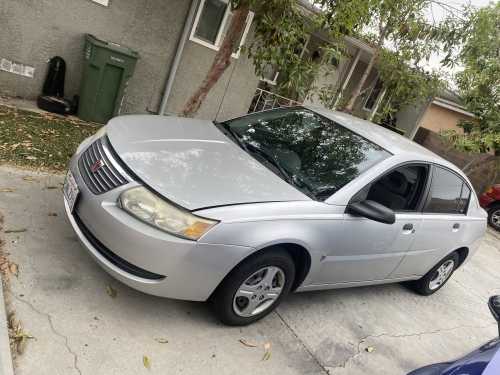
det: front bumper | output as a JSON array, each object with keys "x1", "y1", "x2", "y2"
[{"x1": 63, "y1": 138, "x2": 253, "y2": 301}]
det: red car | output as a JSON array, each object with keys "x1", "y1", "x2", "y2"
[{"x1": 480, "y1": 184, "x2": 500, "y2": 231}]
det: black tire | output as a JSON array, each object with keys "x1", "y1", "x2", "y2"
[
  {"x1": 210, "y1": 248, "x2": 295, "y2": 326},
  {"x1": 409, "y1": 252, "x2": 460, "y2": 296},
  {"x1": 487, "y1": 204, "x2": 500, "y2": 232}
]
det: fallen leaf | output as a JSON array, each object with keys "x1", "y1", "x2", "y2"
[
  {"x1": 365, "y1": 346, "x2": 375, "y2": 353},
  {"x1": 4, "y1": 229, "x2": 27, "y2": 234},
  {"x1": 22, "y1": 176, "x2": 37, "y2": 181},
  {"x1": 239, "y1": 339, "x2": 257, "y2": 348},
  {"x1": 7, "y1": 314, "x2": 34, "y2": 355},
  {"x1": 0, "y1": 188, "x2": 14, "y2": 193},
  {"x1": 9, "y1": 263, "x2": 18, "y2": 277},
  {"x1": 17, "y1": 336, "x2": 27, "y2": 354},
  {"x1": 143, "y1": 355, "x2": 151, "y2": 370},
  {"x1": 154, "y1": 338, "x2": 169, "y2": 344},
  {"x1": 106, "y1": 285, "x2": 117, "y2": 298},
  {"x1": 262, "y1": 342, "x2": 271, "y2": 361}
]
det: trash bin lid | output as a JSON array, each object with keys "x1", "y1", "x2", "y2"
[{"x1": 85, "y1": 34, "x2": 139, "y2": 59}]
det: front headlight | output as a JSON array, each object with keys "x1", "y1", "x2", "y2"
[{"x1": 119, "y1": 187, "x2": 218, "y2": 240}]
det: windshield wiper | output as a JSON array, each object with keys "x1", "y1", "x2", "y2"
[
  {"x1": 313, "y1": 186, "x2": 338, "y2": 200},
  {"x1": 218, "y1": 124, "x2": 287, "y2": 179},
  {"x1": 218, "y1": 123, "x2": 317, "y2": 199},
  {"x1": 242, "y1": 142, "x2": 295, "y2": 184},
  {"x1": 218, "y1": 122, "x2": 246, "y2": 149}
]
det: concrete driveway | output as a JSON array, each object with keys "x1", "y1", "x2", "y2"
[{"x1": 1, "y1": 165, "x2": 499, "y2": 375}]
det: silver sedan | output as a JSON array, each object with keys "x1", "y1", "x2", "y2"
[{"x1": 63, "y1": 107, "x2": 486, "y2": 325}]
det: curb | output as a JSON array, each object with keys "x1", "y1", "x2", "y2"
[{"x1": 0, "y1": 282, "x2": 14, "y2": 375}]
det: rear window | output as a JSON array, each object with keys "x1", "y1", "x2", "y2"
[{"x1": 221, "y1": 108, "x2": 391, "y2": 200}]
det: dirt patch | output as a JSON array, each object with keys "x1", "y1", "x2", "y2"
[{"x1": 0, "y1": 105, "x2": 100, "y2": 172}]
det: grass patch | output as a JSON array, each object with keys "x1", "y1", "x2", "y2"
[{"x1": 0, "y1": 105, "x2": 100, "y2": 172}]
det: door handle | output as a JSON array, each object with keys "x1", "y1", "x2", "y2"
[
  {"x1": 403, "y1": 223, "x2": 413, "y2": 231},
  {"x1": 402, "y1": 223, "x2": 415, "y2": 233},
  {"x1": 452, "y1": 223, "x2": 460, "y2": 230}
]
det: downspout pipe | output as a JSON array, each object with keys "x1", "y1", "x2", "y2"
[{"x1": 159, "y1": 0, "x2": 199, "y2": 115}]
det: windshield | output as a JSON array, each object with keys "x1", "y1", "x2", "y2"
[{"x1": 219, "y1": 107, "x2": 391, "y2": 201}]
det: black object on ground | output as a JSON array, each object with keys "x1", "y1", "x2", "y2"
[
  {"x1": 42, "y1": 56, "x2": 66, "y2": 97},
  {"x1": 37, "y1": 56, "x2": 78, "y2": 115}
]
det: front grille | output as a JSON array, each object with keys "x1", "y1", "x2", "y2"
[
  {"x1": 74, "y1": 213, "x2": 166, "y2": 280},
  {"x1": 78, "y1": 137, "x2": 128, "y2": 194}
]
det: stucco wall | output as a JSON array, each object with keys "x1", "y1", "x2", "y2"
[
  {"x1": 165, "y1": 36, "x2": 260, "y2": 121},
  {"x1": 0, "y1": 0, "x2": 260, "y2": 121},
  {"x1": 419, "y1": 103, "x2": 475, "y2": 133},
  {"x1": 395, "y1": 100, "x2": 429, "y2": 139},
  {"x1": 0, "y1": 0, "x2": 193, "y2": 115}
]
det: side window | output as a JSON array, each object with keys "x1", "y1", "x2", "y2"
[
  {"x1": 353, "y1": 165, "x2": 428, "y2": 211},
  {"x1": 424, "y1": 167, "x2": 470, "y2": 214}
]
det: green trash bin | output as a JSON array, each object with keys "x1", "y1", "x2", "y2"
[{"x1": 78, "y1": 34, "x2": 139, "y2": 124}]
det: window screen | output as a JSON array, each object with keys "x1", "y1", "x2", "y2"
[
  {"x1": 424, "y1": 167, "x2": 470, "y2": 214},
  {"x1": 193, "y1": 0, "x2": 228, "y2": 44}
]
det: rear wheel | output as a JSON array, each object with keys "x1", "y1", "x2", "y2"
[
  {"x1": 211, "y1": 248, "x2": 295, "y2": 326},
  {"x1": 488, "y1": 204, "x2": 500, "y2": 231},
  {"x1": 409, "y1": 252, "x2": 459, "y2": 296}
]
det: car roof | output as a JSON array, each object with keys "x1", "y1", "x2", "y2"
[{"x1": 307, "y1": 106, "x2": 459, "y2": 169}]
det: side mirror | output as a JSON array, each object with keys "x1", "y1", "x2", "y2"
[
  {"x1": 488, "y1": 295, "x2": 500, "y2": 337},
  {"x1": 347, "y1": 200, "x2": 396, "y2": 224}
]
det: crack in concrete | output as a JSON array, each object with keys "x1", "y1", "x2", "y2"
[
  {"x1": 452, "y1": 277, "x2": 489, "y2": 303},
  {"x1": 9, "y1": 293, "x2": 82, "y2": 375},
  {"x1": 274, "y1": 309, "x2": 330, "y2": 375},
  {"x1": 328, "y1": 323, "x2": 497, "y2": 371}
]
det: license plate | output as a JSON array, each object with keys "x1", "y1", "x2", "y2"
[{"x1": 63, "y1": 170, "x2": 79, "y2": 212}]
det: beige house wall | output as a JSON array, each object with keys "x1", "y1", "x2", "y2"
[{"x1": 419, "y1": 103, "x2": 475, "y2": 134}]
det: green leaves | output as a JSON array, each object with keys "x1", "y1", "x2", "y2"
[
  {"x1": 375, "y1": 48, "x2": 442, "y2": 120},
  {"x1": 444, "y1": 3, "x2": 500, "y2": 153},
  {"x1": 248, "y1": 0, "x2": 373, "y2": 101}
]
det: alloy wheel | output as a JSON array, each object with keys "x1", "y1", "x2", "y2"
[
  {"x1": 491, "y1": 209, "x2": 500, "y2": 229},
  {"x1": 429, "y1": 260, "x2": 455, "y2": 290},
  {"x1": 232, "y1": 266, "x2": 286, "y2": 317}
]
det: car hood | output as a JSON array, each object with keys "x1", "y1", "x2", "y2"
[{"x1": 106, "y1": 115, "x2": 310, "y2": 210}]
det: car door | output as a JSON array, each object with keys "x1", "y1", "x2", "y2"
[
  {"x1": 317, "y1": 163, "x2": 429, "y2": 284},
  {"x1": 390, "y1": 165, "x2": 472, "y2": 278}
]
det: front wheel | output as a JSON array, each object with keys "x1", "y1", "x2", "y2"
[
  {"x1": 210, "y1": 248, "x2": 295, "y2": 326},
  {"x1": 488, "y1": 204, "x2": 500, "y2": 231},
  {"x1": 409, "y1": 252, "x2": 459, "y2": 296}
]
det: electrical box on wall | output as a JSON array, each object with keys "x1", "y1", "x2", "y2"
[
  {"x1": 0, "y1": 58, "x2": 35, "y2": 78},
  {"x1": 90, "y1": 0, "x2": 109, "y2": 6}
]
